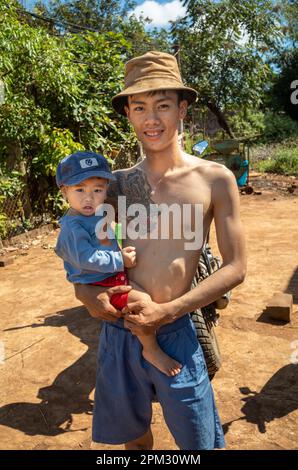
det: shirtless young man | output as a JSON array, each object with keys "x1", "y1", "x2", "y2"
[{"x1": 74, "y1": 51, "x2": 246, "y2": 450}]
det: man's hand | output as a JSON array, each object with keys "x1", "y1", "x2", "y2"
[
  {"x1": 122, "y1": 299, "x2": 172, "y2": 335},
  {"x1": 122, "y1": 246, "x2": 137, "y2": 268},
  {"x1": 74, "y1": 283, "x2": 132, "y2": 322}
]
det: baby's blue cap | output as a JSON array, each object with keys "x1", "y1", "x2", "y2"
[{"x1": 56, "y1": 151, "x2": 116, "y2": 187}]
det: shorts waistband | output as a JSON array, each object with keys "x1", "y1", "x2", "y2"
[{"x1": 106, "y1": 314, "x2": 191, "y2": 336}]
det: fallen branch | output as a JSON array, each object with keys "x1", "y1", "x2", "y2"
[{"x1": 5, "y1": 338, "x2": 45, "y2": 361}]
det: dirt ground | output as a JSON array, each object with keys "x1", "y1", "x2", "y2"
[{"x1": 0, "y1": 173, "x2": 297, "y2": 450}]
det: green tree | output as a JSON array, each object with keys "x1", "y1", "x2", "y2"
[
  {"x1": 172, "y1": 0, "x2": 282, "y2": 137},
  {"x1": 279, "y1": 0, "x2": 298, "y2": 48},
  {"x1": 62, "y1": 31, "x2": 132, "y2": 150},
  {"x1": 118, "y1": 13, "x2": 172, "y2": 58},
  {"x1": 33, "y1": 0, "x2": 171, "y2": 57},
  {"x1": 1, "y1": 1, "x2": 83, "y2": 168},
  {"x1": 34, "y1": 0, "x2": 135, "y2": 33},
  {"x1": 0, "y1": 0, "x2": 133, "y2": 220},
  {"x1": 271, "y1": 49, "x2": 298, "y2": 121},
  {"x1": 266, "y1": 2, "x2": 298, "y2": 121}
]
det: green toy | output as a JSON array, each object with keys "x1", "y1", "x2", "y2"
[{"x1": 115, "y1": 222, "x2": 122, "y2": 248}]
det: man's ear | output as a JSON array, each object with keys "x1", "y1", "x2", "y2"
[
  {"x1": 179, "y1": 100, "x2": 188, "y2": 120},
  {"x1": 124, "y1": 105, "x2": 130, "y2": 119}
]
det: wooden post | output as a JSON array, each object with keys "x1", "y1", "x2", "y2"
[{"x1": 173, "y1": 44, "x2": 184, "y2": 149}]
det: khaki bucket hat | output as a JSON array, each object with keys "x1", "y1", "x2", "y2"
[{"x1": 112, "y1": 50, "x2": 198, "y2": 116}]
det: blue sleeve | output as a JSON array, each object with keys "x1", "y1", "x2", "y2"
[{"x1": 56, "y1": 221, "x2": 124, "y2": 274}]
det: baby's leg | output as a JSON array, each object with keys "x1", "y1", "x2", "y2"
[{"x1": 126, "y1": 286, "x2": 182, "y2": 377}]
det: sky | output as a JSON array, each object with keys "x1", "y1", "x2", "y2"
[{"x1": 22, "y1": 0, "x2": 187, "y2": 28}]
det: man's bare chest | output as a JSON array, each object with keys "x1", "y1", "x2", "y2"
[{"x1": 116, "y1": 168, "x2": 211, "y2": 214}]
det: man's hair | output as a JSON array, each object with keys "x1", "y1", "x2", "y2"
[{"x1": 126, "y1": 89, "x2": 185, "y2": 108}]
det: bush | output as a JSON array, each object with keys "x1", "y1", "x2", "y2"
[
  {"x1": 0, "y1": 171, "x2": 24, "y2": 198},
  {"x1": 261, "y1": 112, "x2": 298, "y2": 143},
  {"x1": 229, "y1": 110, "x2": 298, "y2": 143},
  {"x1": 228, "y1": 109, "x2": 265, "y2": 139},
  {"x1": 32, "y1": 128, "x2": 85, "y2": 178},
  {"x1": 0, "y1": 197, "x2": 8, "y2": 239},
  {"x1": 258, "y1": 147, "x2": 298, "y2": 176},
  {"x1": 45, "y1": 191, "x2": 69, "y2": 219},
  {"x1": 0, "y1": 171, "x2": 26, "y2": 239}
]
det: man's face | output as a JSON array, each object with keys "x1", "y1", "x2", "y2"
[
  {"x1": 62, "y1": 177, "x2": 108, "y2": 216},
  {"x1": 124, "y1": 90, "x2": 187, "y2": 153}
]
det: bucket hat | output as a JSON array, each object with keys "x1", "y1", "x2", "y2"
[{"x1": 112, "y1": 51, "x2": 197, "y2": 116}]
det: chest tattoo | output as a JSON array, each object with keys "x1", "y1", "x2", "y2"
[{"x1": 116, "y1": 169, "x2": 162, "y2": 235}]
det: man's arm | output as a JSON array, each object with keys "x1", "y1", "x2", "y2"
[
  {"x1": 124, "y1": 167, "x2": 246, "y2": 330},
  {"x1": 164, "y1": 166, "x2": 246, "y2": 319},
  {"x1": 74, "y1": 283, "x2": 132, "y2": 321}
]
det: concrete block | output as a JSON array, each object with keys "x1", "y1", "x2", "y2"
[{"x1": 266, "y1": 292, "x2": 293, "y2": 322}]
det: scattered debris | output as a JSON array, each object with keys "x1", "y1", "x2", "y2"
[
  {"x1": 287, "y1": 184, "x2": 296, "y2": 193},
  {"x1": 42, "y1": 244, "x2": 55, "y2": 250},
  {"x1": 1, "y1": 223, "x2": 54, "y2": 248},
  {"x1": 19, "y1": 244, "x2": 30, "y2": 250},
  {"x1": 4, "y1": 246, "x2": 18, "y2": 252},
  {"x1": 249, "y1": 172, "x2": 298, "y2": 196},
  {"x1": 31, "y1": 239, "x2": 41, "y2": 246},
  {"x1": 0, "y1": 225, "x2": 56, "y2": 260}
]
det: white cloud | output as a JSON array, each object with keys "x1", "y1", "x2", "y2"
[{"x1": 131, "y1": 0, "x2": 187, "y2": 28}]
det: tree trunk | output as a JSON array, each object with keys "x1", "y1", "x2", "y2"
[
  {"x1": 19, "y1": 160, "x2": 32, "y2": 219},
  {"x1": 206, "y1": 101, "x2": 235, "y2": 139},
  {"x1": 6, "y1": 140, "x2": 22, "y2": 171},
  {"x1": 6, "y1": 140, "x2": 32, "y2": 219}
]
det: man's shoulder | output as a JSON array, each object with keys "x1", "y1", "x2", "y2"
[
  {"x1": 184, "y1": 152, "x2": 234, "y2": 182},
  {"x1": 108, "y1": 163, "x2": 144, "y2": 200},
  {"x1": 112, "y1": 161, "x2": 143, "y2": 179}
]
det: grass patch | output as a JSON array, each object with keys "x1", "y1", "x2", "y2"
[{"x1": 257, "y1": 147, "x2": 298, "y2": 176}]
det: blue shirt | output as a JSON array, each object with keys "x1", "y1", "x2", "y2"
[{"x1": 55, "y1": 213, "x2": 124, "y2": 284}]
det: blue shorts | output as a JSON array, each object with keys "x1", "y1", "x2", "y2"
[{"x1": 92, "y1": 314, "x2": 225, "y2": 450}]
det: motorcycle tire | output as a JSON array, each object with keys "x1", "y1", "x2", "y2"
[
  {"x1": 190, "y1": 244, "x2": 222, "y2": 379},
  {"x1": 191, "y1": 306, "x2": 222, "y2": 380}
]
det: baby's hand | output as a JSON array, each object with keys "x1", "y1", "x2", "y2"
[{"x1": 122, "y1": 246, "x2": 136, "y2": 268}]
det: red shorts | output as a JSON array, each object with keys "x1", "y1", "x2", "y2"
[{"x1": 92, "y1": 272, "x2": 129, "y2": 311}]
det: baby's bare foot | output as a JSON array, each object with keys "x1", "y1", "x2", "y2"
[{"x1": 142, "y1": 347, "x2": 182, "y2": 377}]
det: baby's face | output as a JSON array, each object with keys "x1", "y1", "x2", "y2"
[{"x1": 62, "y1": 177, "x2": 108, "y2": 216}]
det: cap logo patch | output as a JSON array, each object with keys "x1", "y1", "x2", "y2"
[{"x1": 80, "y1": 158, "x2": 99, "y2": 169}]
